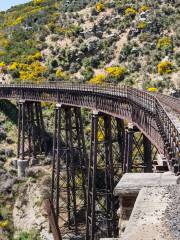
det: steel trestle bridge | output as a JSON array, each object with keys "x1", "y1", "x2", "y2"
[{"x1": 0, "y1": 83, "x2": 179, "y2": 239}]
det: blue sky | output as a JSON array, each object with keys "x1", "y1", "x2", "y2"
[{"x1": 0, "y1": 0, "x2": 31, "y2": 11}]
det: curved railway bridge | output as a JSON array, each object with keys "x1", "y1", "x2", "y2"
[{"x1": 0, "y1": 83, "x2": 179, "y2": 239}]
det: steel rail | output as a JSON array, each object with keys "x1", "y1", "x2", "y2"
[{"x1": 0, "y1": 83, "x2": 179, "y2": 169}]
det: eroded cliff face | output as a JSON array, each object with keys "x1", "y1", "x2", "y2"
[
  {"x1": 13, "y1": 167, "x2": 53, "y2": 240},
  {"x1": 0, "y1": 160, "x2": 53, "y2": 239}
]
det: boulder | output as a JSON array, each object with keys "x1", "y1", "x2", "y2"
[
  {"x1": 5, "y1": 148, "x2": 13, "y2": 157},
  {"x1": 86, "y1": 36, "x2": 100, "y2": 52}
]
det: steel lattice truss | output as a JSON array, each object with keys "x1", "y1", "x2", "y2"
[
  {"x1": 18, "y1": 104, "x2": 160, "y2": 239},
  {"x1": 1, "y1": 83, "x2": 179, "y2": 239},
  {"x1": 86, "y1": 113, "x2": 121, "y2": 239},
  {"x1": 51, "y1": 106, "x2": 87, "y2": 237},
  {"x1": 123, "y1": 129, "x2": 158, "y2": 173},
  {"x1": 17, "y1": 101, "x2": 47, "y2": 162}
]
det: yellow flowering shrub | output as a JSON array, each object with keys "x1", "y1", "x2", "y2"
[
  {"x1": 0, "y1": 62, "x2": 6, "y2": 68},
  {"x1": 0, "y1": 38, "x2": 10, "y2": 48},
  {"x1": 33, "y1": 0, "x2": 45, "y2": 5},
  {"x1": 105, "y1": 66, "x2": 126, "y2": 80},
  {"x1": 9, "y1": 62, "x2": 18, "y2": 71},
  {"x1": 56, "y1": 69, "x2": 63, "y2": 78},
  {"x1": 140, "y1": 5, "x2": 149, "y2": 12},
  {"x1": 0, "y1": 220, "x2": 9, "y2": 228},
  {"x1": 147, "y1": 87, "x2": 158, "y2": 92},
  {"x1": 89, "y1": 73, "x2": 106, "y2": 84},
  {"x1": 19, "y1": 61, "x2": 47, "y2": 82},
  {"x1": 27, "y1": 52, "x2": 42, "y2": 62},
  {"x1": 0, "y1": 62, "x2": 7, "y2": 73},
  {"x1": 55, "y1": 69, "x2": 68, "y2": 80},
  {"x1": 138, "y1": 21, "x2": 147, "y2": 29},
  {"x1": 96, "y1": 2, "x2": 104, "y2": 13},
  {"x1": 157, "y1": 61, "x2": 173, "y2": 75},
  {"x1": 125, "y1": 7, "x2": 137, "y2": 16},
  {"x1": 12, "y1": 16, "x2": 24, "y2": 26},
  {"x1": 157, "y1": 37, "x2": 172, "y2": 49}
]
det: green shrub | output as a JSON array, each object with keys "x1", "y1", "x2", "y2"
[
  {"x1": 14, "y1": 229, "x2": 41, "y2": 240},
  {"x1": 81, "y1": 67, "x2": 94, "y2": 81}
]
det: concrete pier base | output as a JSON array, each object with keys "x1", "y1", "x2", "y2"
[
  {"x1": 17, "y1": 159, "x2": 29, "y2": 177},
  {"x1": 114, "y1": 172, "x2": 178, "y2": 239}
]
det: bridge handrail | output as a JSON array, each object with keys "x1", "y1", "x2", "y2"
[
  {"x1": 0, "y1": 82, "x2": 157, "y2": 110},
  {"x1": 155, "y1": 98, "x2": 180, "y2": 163},
  {"x1": 0, "y1": 83, "x2": 178, "y2": 116}
]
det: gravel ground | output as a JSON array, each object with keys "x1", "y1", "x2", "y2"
[
  {"x1": 121, "y1": 185, "x2": 180, "y2": 240},
  {"x1": 164, "y1": 185, "x2": 180, "y2": 240}
]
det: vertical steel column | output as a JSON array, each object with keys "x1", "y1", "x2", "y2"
[
  {"x1": 35, "y1": 102, "x2": 43, "y2": 152},
  {"x1": 29, "y1": 103, "x2": 36, "y2": 159},
  {"x1": 17, "y1": 100, "x2": 30, "y2": 177},
  {"x1": 86, "y1": 111, "x2": 98, "y2": 240},
  {"x1": 143, "y1": 135, "x2": 152, "y2": 172},
  {"x1": 65, "y1": 107, "x2": 78, "y2": 234},
  {"x1": 86, "y1": 112, "x2": 118, "y2": 240},
  {"x1": 17, "y1": 102, "x2": 22, "y2": 159},
  {"x1": 38, "y1": 102, "x2": 48, "y2": 155},
  {"x1": 74, "y1": 107, "x2": 87, "y2": 207},
  {"x1": 17, "y1": 101, "x2": 26, "y2": 160},
  {"x1": 116, "y1": 119, "x2": 125, "y2": 170},
  {"x1": 104, "y1": 115, "x2": 115, "y2": 236},
  {"x1": 21, "y1": 101, "x2": 25, "y2": 160},
  {"x1": 123, "y1": 127, "x2": 133, "y2": 173},
  {"x1": 51, "y1": 104, "x2": 61, "y2": 224},
  {"x1": 26, "y1": 102, "x2": 32, "y2": 160},
  {"x1": 34, "y1": 102, "x2": 47, "y2": 155}
]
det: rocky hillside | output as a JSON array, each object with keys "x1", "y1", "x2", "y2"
[{"x1": 0, "y1": 0, "x2": 179, "y2": 91}]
